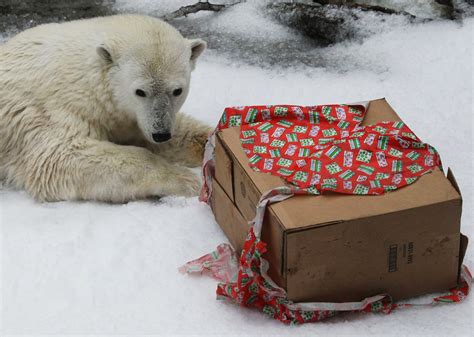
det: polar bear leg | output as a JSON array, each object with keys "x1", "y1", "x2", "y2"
[
  {"x1": 25, "y1": 138, "x2": 201, "y2": 202},
  {"x1": 146, "y1": 112, "x2": 213, "y2": 167}
]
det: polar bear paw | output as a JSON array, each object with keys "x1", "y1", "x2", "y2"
[{"x1": 168, "y1": 168, "x2": 202, "y2": 197}]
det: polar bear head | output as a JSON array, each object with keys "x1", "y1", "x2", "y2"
[{"x1": 97, "y1": 34, "x2": 206, "y2": 144}]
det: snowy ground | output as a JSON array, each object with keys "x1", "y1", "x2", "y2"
[{"x1": 1, "y1": 1, "x2": 473, "y2": 336}]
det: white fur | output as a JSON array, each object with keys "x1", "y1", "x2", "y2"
[{"x1": 0, "y1": 15, "x2": 211, "y2": 202}]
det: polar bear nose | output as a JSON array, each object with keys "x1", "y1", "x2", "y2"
[{"x1": 152, "y1": 132, "x2": 172, "y2": 143}]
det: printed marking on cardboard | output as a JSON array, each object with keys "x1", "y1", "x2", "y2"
[
  {"x1": 408, "y1": 242, "x2": 414, "y2": 264},
  {"x1": 388, "y1": 244, "x2": 398, "y2": 272}
]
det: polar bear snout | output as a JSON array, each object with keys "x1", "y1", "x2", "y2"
[{"x1": 152, "y1": 132, "x2": 172, "y2": 143}]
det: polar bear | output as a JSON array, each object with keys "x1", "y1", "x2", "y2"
[{"x1": 0, "y1": 15, "x2": 212, "y2": 202}]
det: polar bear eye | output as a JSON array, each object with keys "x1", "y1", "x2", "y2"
[
  {"x1": 135, "y1": 89, "x2": 147, "y2": 97},
  {"x1": 173, "y1": 88, "x2": 183, "y2": 97}
]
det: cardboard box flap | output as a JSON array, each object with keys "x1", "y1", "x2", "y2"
[
  {"x1": 271, "y1": 169, "x2": 460, "y2": 229},
  {"x1": 447, "y1": 167, "x2": 462, "y2": 197},
  {"x1": 218, "y1": 99, "x2": 462, "y2": 230},
  {"x1": 361, "y1": 98, "x2": 402, "y2": 124}
]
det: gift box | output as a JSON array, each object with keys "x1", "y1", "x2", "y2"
[{"x1": 210, "y1": 98, "x2": 468, "y2": 303}]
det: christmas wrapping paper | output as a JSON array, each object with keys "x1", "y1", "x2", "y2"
[{"x1": 220, "y1": 103, "x2": 441, "y2": 195}]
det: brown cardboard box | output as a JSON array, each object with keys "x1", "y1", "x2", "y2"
[{"x1": 211, "y1": 98, "x2": 468, "y2": 303}]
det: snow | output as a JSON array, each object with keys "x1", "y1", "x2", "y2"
[{"x1": 1, "y1": 1, "x2": 473, "y2": 336}]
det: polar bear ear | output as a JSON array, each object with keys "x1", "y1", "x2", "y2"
[
  {"x1": 97, "y1": 44, "x2": 114, "y2": 65},
  {"x1": 189, "y1": 39, "x2": 207, "y2": 68}
]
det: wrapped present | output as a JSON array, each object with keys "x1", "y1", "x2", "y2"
[{"x1": 185, "y1": 98, "x2": 469, "y2": 325}]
